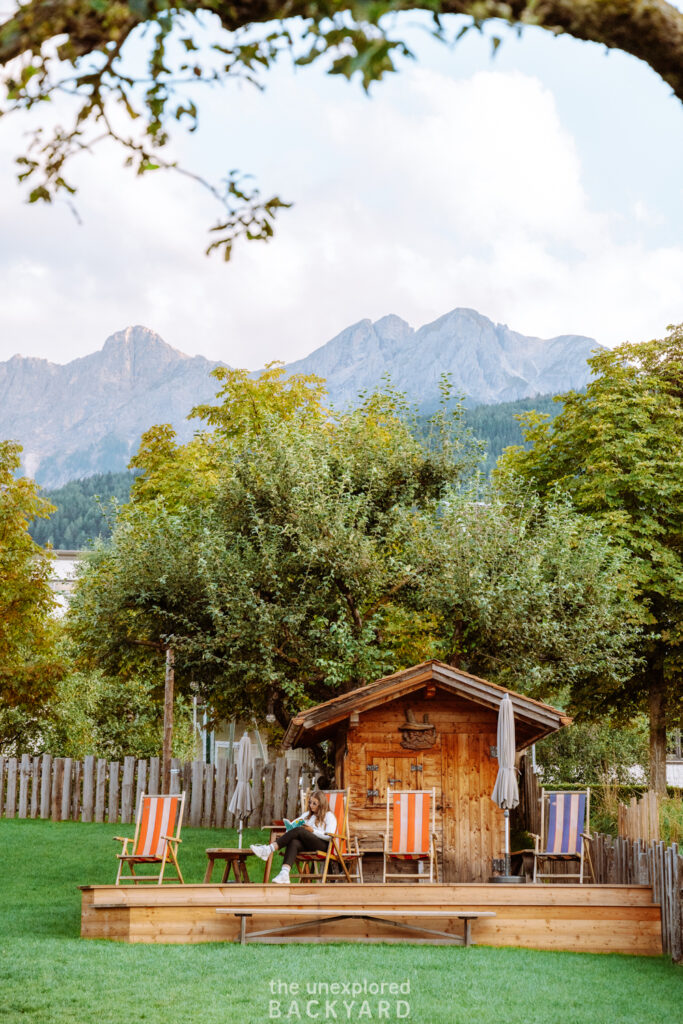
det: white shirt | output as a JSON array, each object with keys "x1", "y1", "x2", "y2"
[{"x1": 303, "y1": 810, "x2": 337, "y2": 840}]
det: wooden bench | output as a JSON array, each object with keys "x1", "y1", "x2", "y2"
[{"x1": 216, "y1": 906, "x2": 496, "y2": 946}]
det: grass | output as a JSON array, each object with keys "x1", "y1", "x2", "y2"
[{"x1": 0, "y1": 819, "x2": 680, "y2": 1024}]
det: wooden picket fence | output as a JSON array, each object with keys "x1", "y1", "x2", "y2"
[
  {"x1": 618, "y1": 790, "x2": 660, "y2": 841},
  {"x1": 0, "y1": 753, "x2": 316, "y2": 829},
  {"x1": 590, "y1": 833, "x2": 682, "y2": 962}
]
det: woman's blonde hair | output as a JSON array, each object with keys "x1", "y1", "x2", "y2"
[{"x1": 308, "y1": 789, "x2": 329, "y2": 828}]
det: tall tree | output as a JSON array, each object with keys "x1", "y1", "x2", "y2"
[
  {"x1": 0, "y1": 440, "x2": 62, "y2": 751},
  {"x1": 421, "y1": 485, "x2": 642, "y2": 707},
  {"x1": 67, "y1": 373, "x2": 483, "y2": 730},
  {"x1": 2, "y1": 2, "x2": 683, "y2": 258},
  {"x1": 499, "y1": 326, "x2": 683, "y2": 792},
  {"x1": 68, "y1": 369, "x2": 641, "y2": 755}
]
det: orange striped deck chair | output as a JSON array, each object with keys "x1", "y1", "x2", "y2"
[
  {"x1": 532, "y1": 789, "x2": 592, "y2": 883},
  {"x1": 294, "y1": 789, "x2": 363, "y2": 883},
  {"x1": 382, "y1": 788, "x2": 438, "y2": 883},
  {"x1": 115, "y1": 792, "x2": 185, "y2": 885}
]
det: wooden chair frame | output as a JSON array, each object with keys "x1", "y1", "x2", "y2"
[
  {"x1": 292, "y1": 788, "x2": 364, "y2": 884},
  {"x1": 381, "y1": 787, "x2": 439, "y2": 883},
  {"x1": 114, "y1": 792, "x2": 185, "y2": 885},
  {"x1": 532, "y1": 788, "x2": 593, "y2": 884}
]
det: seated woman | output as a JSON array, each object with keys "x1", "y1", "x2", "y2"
[{"x1": 250, "y1": 790, "x2": 336, "y2": 884}]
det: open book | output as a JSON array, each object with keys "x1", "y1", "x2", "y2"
[{"x1": 284, "y1": 816, "x2": 307, "y2": 831}]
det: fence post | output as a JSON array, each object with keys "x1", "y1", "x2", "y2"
[
  {"x1": 62, "y1": 759, "x2": 73, "y2": 822},
  {"x1": 81, "y1": 755, "x2": 95, "y2": 822},
  {"x1": 190, "y1": 760, "x2": 203, "y2": 827},
  {"x1": 169, "y1": 758, "x2": 181, "y2": 796},
  {"x1": 108, "y1": 762, "x2": 120, "y2": 823},
  {"x1": 215, "y1": 758, "x2": 227, "y2": 829},
  {"x1": 39, "y1": 754, "x2": 51, "y2": 819},
  {"x1": 120, "y1": 756, "x2": 136, "y2": 823},
  {"x1": 286, "y1": 760, "x2": 301, "y2": 819},
  {"x1": 30, "y1": 756, "x2": 40, "y2": 818},
  {"x1": 136, "y1": 759, "x2": 147, "y2": 812},
  {"x1": 272, "y1": 756, "x2": 287, "y2": 822},
  {"x1": 71, "y1": 760, "x2": 82, "y2": 820},
  {"x1": 249, "y1": 757, "x2": 265, "y2": 828},
  {"x1": 52, "y1": 758, "x2": 65, "y2": 821},
  {"x1": 261, "y1": 761, "x2": 276, "y2": 828},
  {"x1": 5, "y1": 758, "x2": 18, "y2": 818},
  {"x1": 202, "y1": 763, "x2": 214, "y2": 827},
  {"x1": 18, "y1": 754, "x2": 31, "y2": 818},
  {"x1": 94, "y1": 759, "x2": 107, "y2": 823},
  {"x1": 148, "y1": 757, "x2": 160, "y2": 796}
]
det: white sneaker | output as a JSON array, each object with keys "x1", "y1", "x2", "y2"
[
  {"x1": 273, "y1": 868, "x2": 291, "y2": 884},
  {"x1": 250, "y1": 843, "x2": 272, "y2": 861}
]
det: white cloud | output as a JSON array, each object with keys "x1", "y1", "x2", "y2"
[{"x1": 1, "y1": 59, "x2": 683, "y2": 369}]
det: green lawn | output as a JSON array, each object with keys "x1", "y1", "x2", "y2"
[{"x1": 0, "y1": 819, "x2": 680, "y2": 1024}]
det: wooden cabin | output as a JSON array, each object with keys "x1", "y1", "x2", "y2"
[{"x1": 282, "y1": 660, "x2": 570, "y2": 882}]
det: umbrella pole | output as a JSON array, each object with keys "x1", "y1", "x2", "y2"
[
  {"x1": 504, "y1": 809, "x2": 510, "y2": 878},
  {"x1": 238, "y1": 819, "x2": 243, "y2": 849}
]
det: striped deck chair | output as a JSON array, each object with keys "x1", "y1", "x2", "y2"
[
  {"x1": 115, "y1": 792, "x2": 185, "y2": 885},
  {"x1": 293, "y1": 789, "x2": 363, "y2": 883},
  {"x1": 382, "y1": 788, "x2": 438, "y2": 883},
  {"x1": 532, "y1": 789, "x2": 592, "y2": 884}
]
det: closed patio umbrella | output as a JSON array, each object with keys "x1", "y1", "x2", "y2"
[
  {"x1": 228, "y1": 732, "x2": 253, "y2": 849},
  {"x1": 491, "y1": 693, "x2": 519, "y2": 879}
]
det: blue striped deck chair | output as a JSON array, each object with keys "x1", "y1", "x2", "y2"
[{"x1": 532, "y1": 789, "x2": 592, "y2": 884}]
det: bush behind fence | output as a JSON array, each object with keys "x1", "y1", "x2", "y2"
[{"x1": 0, "y1": 753, "x2": 314, "y2": 830}]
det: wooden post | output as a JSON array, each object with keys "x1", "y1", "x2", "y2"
[
  {"x1": 121, "y1": 756, "x2": 136, "y2": 823},
  {"x1": 62, "y1": 759, "x2": 73, "y2": 822},
  {"x1": 108, "y1": 762, "x2": 120, "y2": 823},
  {"x1": 6, "y1": 758, "x2": 18, "y2": 818},
  {"x1": 82, "y1": 755, "x2": 95, "y2": 822},
  {"x1": 162, "y1": 646, "x2": 174, "y2": 795},
  {"x1": 39, "y1": 754, "x2": 52, "y2": 819},
  {"x1": 190, "y1": 760, "x2": 204, "y2": 827},
  {"x1": 18, "y1": 754, "x2": 30, "y2": 818},
  {"x1": 215, "y1": 757, "x2": 227, "y2": 829},
  {"x1": 95, "y1": 758, "x2": 107, "y2": 823},
  {"x1": 169, "y1": 757, "x2": 181, "y2": 795},
  {"x1": 148, "y1": 757, "x2": 160, "y2": 795},
  {"x1": 202, "y1": 762, "x2": 214, "y2": 827},
  {"x1": 30, "y1": 756, "x2": 41, "y2": 818}
]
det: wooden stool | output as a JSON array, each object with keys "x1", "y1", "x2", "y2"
[{"x1": 204, "y1": 848, "x2": 252, "y2": 883}]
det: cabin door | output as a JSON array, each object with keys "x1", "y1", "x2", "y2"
[{"x1": 440, "y1": 732, "x2": 502, "y2": 882}]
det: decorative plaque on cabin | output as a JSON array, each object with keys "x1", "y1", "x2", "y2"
[{"x1": 398, "y1": 708, "x2": 436, "y2": 750}]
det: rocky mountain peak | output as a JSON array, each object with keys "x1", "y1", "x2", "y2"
[{"x1": 1, "y1": 309, "x2": 600, "y2": 487}]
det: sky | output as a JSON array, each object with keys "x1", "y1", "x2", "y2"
[{"x1": 1, "y1": 9, "x2": 683, "y2": 369}]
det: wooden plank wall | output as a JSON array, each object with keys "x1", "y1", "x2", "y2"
[
  {"x1": 80, "y1": 882, "x2": 663, "y2": 956},
  {"x1": 0, "y1": 754, "x2": 315, "y2": 829},
  {"x1": 342, "y1": 694, "x2": 505, "y2": 882}
]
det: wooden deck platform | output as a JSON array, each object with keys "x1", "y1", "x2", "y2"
[{"x1": 80, "y1": 882, "x2": 662, "y2": 955}]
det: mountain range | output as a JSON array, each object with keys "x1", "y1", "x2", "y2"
[{"x1": 0, "y1": 310, "x2": 600, "y2": 488}]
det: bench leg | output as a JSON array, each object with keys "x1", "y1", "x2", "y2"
[
  {"x1": 462, "y1": 918, "x2": 472, "y2": 947},
  {"x1": 203, "y1": 859, "x2": 215, "y2": 884},
  {"x1": 236, "y1": 913, "x2": 251, "y2": 945}
]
